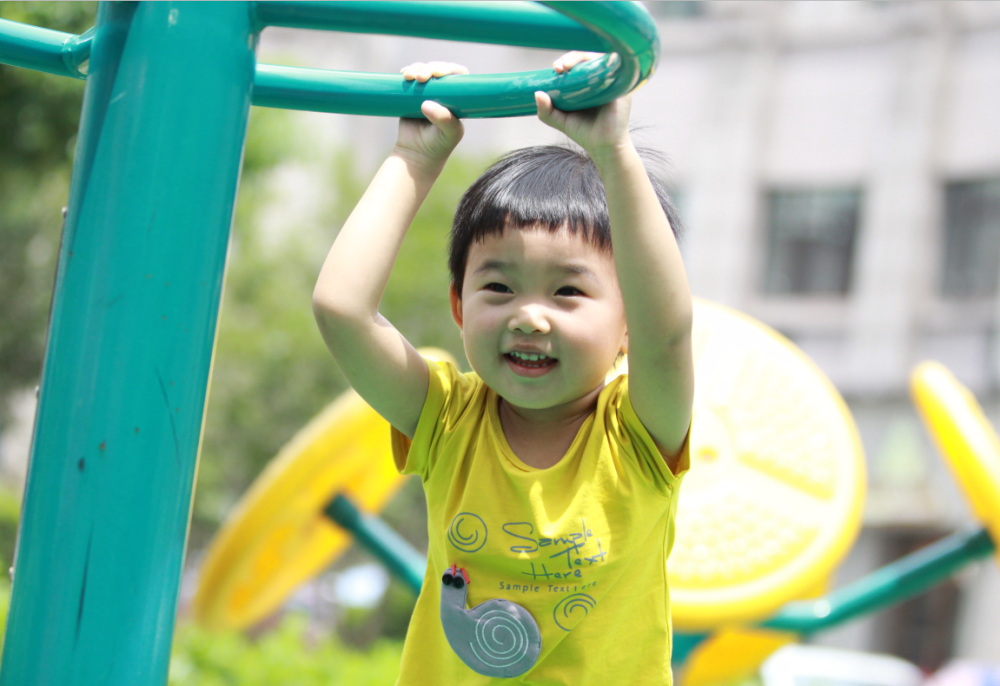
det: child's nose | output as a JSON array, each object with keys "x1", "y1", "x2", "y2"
[{"x1": 509, "y1": 305, "x2": 551, "y2": 335}]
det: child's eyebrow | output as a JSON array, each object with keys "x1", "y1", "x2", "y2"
[
  {"x1": 554, "y1": 264, "x2": 599, "y2": 281},
  {"x1": 472, "y1": 259, "x2": 512, "y2": 275},
  {"x1": 472, "y1": 260, "x2": 599, "y2": 282}
]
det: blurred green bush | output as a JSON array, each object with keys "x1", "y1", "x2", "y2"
[
  {"x1": 0, "y1": 577, "x2": 401, "y2": 686},
  {"x1": 168, "y1": 615, "x2": 402, "y2": 686}
]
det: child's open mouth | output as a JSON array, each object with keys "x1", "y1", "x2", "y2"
[{"x1": 504, "y1": 351, "x2": 557, "y2": 377}]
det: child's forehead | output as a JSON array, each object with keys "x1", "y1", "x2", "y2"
[{"x1": 468, "y1": 225, "x2": 611, "y2": 266}]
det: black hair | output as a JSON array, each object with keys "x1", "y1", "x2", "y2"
[{"x1": 448, "y1": 144, "x2": 682, "y2": 293}]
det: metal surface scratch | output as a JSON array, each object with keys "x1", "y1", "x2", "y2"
[
  {"x1": 75, "y1": 528, "x2": 94, "y2": 645},
  {"x1": 155, "y1": 368, "x2": 180, "y2": 465}
]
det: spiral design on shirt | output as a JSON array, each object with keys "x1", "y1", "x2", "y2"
[
  {"x1": 447, "y1": 512, "x2": 487, "y2": 553},
  {"x1": 468, "y1": 609, "x2": 532, "y2": 668},
  {"x1": 553, "y1": 593, "x2": 596, "y2": 631}
]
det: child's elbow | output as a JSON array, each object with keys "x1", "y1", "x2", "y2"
[{"x1": 312, "y1": 287, "x2": 351, "y2": 327}]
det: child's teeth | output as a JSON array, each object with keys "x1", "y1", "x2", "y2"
[{"x1": 509, "y1": 351, "x2": 550, "y2": 363}]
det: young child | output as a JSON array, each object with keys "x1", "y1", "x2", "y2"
[{"x1": 313, "y1": 52, "x2": 693, "y2": 685}]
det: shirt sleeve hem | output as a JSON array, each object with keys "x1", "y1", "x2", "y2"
[
  {"x1": 391, "y1": 357, "x2": 445, "y2": 478},
  {"x1": 619, "y1": 380, "x2": 692, "y2": 488}
]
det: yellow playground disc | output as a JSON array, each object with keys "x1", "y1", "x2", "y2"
[
  {"x1": 668, "y1": 300, "x2": 866, "y2": 631},
  {"x1": 910, "y1": 361, "x2": 1000, "y2": 569},
  {"x1": 679, "y1": 627, "x2": 798, "y2": 686},
  {"x1": 194, "y1": 348, "x2": 456, "y2": 630}
]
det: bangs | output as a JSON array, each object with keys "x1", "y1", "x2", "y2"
[
  {"x1": 449, "y1": 144, "x2": 681, "y2": 292},
  {"x1": 461, "y1": 146, "x2": 611, "y2": 249}
]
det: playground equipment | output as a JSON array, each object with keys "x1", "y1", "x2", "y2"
[
  {"x1": 197, "y1": 300, "x2": 999, "y2": 684},
  {"x1": 0, "y1": 2, "x2": 658, "y2": 684}
]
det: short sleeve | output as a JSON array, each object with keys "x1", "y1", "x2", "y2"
[
  {"x1": 607, "y1": 375, "x2": 690, "y2": 497},
  {"x1": 390, "y1": 358, "x2": 482, "y2": 481}
]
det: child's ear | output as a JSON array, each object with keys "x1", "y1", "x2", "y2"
[{"x1": 449, "y1": 282, "x2": 464, "y2": 330}]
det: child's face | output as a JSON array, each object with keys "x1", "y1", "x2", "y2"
[{"x1": 451, "y1": 226, "x2": 627, "y2": 412}]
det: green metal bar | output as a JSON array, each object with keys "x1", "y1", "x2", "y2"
[
  {"x1": 252, "y1": 2, "x2": 657, "y2": 117},
  {"x1": 672, "y1": 632, "x2": 709, "y2": 666},
  {"x1": 0, "y1": 2, "x2": 658, "y2": 118},
  {"x1": 324, "y1": 494, "x2": 427, "y2": 594},
  {"x1": 253, "y1": 1, "x2": 611, "y2": 52},
  {"x1": 0, "y1": 17, "x2": 86, "y2": 79},
  {"x1": 0, "y1": 2, "x2": 256, "y2": 684},
  {"x1": 763, "y1": 527, "x2": 995, "y2": 634}
]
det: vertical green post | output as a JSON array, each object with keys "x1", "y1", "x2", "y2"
[{"x1": 0, "y1": 3, "x2": 256, "y2": 684}]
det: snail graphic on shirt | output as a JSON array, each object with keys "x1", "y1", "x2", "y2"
[{"x1": 439, "y1": 564, "x2": 542, "y2": 678}]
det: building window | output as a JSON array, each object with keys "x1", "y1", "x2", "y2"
[
  {"x1": 941, "y1": 179, "x2": 1000, "y2": 299},
  {"x1": 762, "y1": 188, "x2": 861, "y2": 295}
]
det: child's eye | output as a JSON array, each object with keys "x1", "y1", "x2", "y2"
[
  {"x1": 484, "y1": 282, "x2": 512, "y2": 294},
  {"x1": 555, "y1": 286, "x2": 584, "y2": 296}
]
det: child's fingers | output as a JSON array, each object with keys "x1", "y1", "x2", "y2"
[
  {"x1": 401, "y1": 61, "x2": 469, "y2": 83},
  {"x1": 400, "y1": 62, "x2": 426, "y2": 80},
  {"x1": 421, "y1": 100, "x2": 463, "y2": 136},
  {"x1": 429, "y1": 62, "x2": 469, "y2": 78},
  {"x1": 534, "y1": 91, "x2": 568, "y2": 131},
  {"x1": 553, "y1": 51, "x2": 603, "y2": 74}
]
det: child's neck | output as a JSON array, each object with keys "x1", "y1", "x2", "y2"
[{"x1": 497, "y1": 386, "x2": 603, "y2": 470}]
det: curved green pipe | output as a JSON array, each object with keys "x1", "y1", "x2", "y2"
[
  {"x1": 253, "y1": 1, "x2": 659, "y2": 117},
  {"x1": 252, "y1": 1, "x2": 611, "y2": 52},
  {"x1": 0, "y1": 2, "x2": 658, "y2": 117}
]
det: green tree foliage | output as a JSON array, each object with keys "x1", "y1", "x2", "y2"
[
  {"x1": 168, "y1": 615, "x2": 403, "y2": 686},
  {"x1": 0, "y1": 578, "x2": 402, "y2": 686},
  {"x1": 189, "y1": 134, "x2": 483, "y2": 549},
  {"x1": 0, "y1": 3, "x2": 96, "y2": 426}
]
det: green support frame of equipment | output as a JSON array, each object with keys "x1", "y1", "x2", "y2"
[{"x1": 0, "y1": 3, "x2": 658, "y2": 684}]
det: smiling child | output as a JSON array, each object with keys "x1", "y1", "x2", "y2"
[{"x1": 313, "y1": 52, "x2": 693, "y2": 685}]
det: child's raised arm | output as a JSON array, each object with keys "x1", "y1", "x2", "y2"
[
  {"x1": 538, "y1": 53, "x2": 694, "y2": 468},
  {"x1": 312, "y1": 63, "x2": 466, "y2": 439}
]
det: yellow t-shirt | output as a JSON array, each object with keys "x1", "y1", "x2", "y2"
[{"x1": 391, "y1": 359, "x2": 689, "y2": 685}]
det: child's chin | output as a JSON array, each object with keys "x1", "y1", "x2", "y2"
[{"x1": 498, "y1": 386, "x2": 570, "y2": 411}]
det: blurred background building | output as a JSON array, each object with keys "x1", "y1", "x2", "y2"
[{"x1": 1, "y1": 0, "x2": 998, "y2": 674}]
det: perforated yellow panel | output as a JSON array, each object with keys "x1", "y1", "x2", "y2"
[
  {"x1": 194, "y1": 348, "x2": 456, "y2": 630},
  {"x1": 910, "y1": 361, "x2": 1000, "y2": 570},
  {"x1": 669, "y1": 300, "x2": 866, "y2": 631}
]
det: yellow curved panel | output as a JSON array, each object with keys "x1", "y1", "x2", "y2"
[
  {"x1": 669, "y1": 300, "x2": 866, "y2": 631},
  {"x1": 195, "y1": 348, "x2": 456, "y2": 630},
  {"x1": 680, "y1": 628, "x2": 796, "y2": 686},
  {"x1": 678, "y1": 576, "x2": 827, "y2": 686},
  {"x1": 910, "y1": 361, "x2": 1000, "y2": 567}
]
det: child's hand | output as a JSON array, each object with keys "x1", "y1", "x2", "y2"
[
  {"x1": 394, "y1": 62, "x2": 468, "y2": 169},
  {"x1": 536, "y1": 52, "x2": 631, "y2": 159},
  {"x1": 401, "y1": 61, "x2": 469, "y2": 83}
]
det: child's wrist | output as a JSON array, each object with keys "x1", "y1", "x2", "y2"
[
  {"x1": 390, "y1": 146, "x2": 449, "y2": 180},
  {"x1": 588, "y1": 137, "x2": 636, "y2": 172}
]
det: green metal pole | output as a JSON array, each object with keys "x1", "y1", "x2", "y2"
[
  {"x1": 324, "y1": 494, "x2": 427, "y2": 594},
  {"x1": 0, "y1": 3, "x2": 256, "y2": 684},
  {"x1": 763, "y1": 526, "x2": 995, "y2": 634}
]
